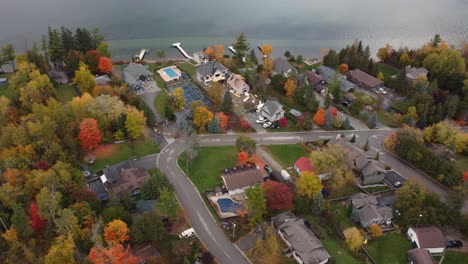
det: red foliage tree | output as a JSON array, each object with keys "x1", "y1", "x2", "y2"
[
  {"x1": 78, "y1": 118, "x2": 102, "y2": 150},
  {"x1": 278, "y1": 117, "x2": 288, "y2": 127},
  {"x1": 35, "y1": 160, "x2": 52, "y2": 170},
  {"x1": 98, "y1": 57, "x2": 113, "y2": 74},
  {"x1": 29, "y1": 203, "x2": 47, "y2": 232},
  {"x1": 84, "y1": 50, "x2": 101, "y2": 73},
  {"x1": 88, "y1": 244, "x2": 137, "y2": 264},
  {"x1": 313, "y1": 107, "x2": 326, "y2": 126},
  {"x1": 216, "y1": 112, "x2": 229, "y2": 132},
  {"x1": 463, "y1": 171, "x2": 468, "y2": 182},
  {"x1": 330, "y1": 107, "x2": 338, "y2": 117},
  {"x1": 262, "y1": 180, "x2": 293, "y2": 211},
  {"x1": 240, "y1": 119, "x2": 251, "y2": 130},
  {"x1": 238, "y1": 152, "x2": 249, "y2": 165}
]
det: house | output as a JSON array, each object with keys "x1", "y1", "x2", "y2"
[
  {"x1": 294, "y1": 157, "x2": 314, "y2": 174},
  {"x1": 349, "y1": 193, "x2": 393, "y2": 228},
  {"x1": 192, "y1": 52, "x2": 209, "y2": 64},
  {"x1": 227, "y1": 73, "x2": 250, "y2": 94},
  {"x1": 260, "y1": 100, "x2": 285, "y2": 122},
  {"x1": 406, "y1": 66, "x2": 429, "y2": 82},
  {"x1": 347, "y1": 69, "x2": 384, "y2": 90},
  {"x1": 313, "y1": 84, "x2": 327, "y2": 95},
  {"x1": 221, "y1": 164, "x2": 264, "y2": 195},
  {"x1": 110, "y1": 168, "x2": 150, "y2": 196},
  {"x1": 122, "y1": 62, "x2": 153, "y2": 92},
  {"x1": 95, "y1": 75, "x2": 112, "y2": 86},
  {"x1": 408, "y1": 248, "x2": 436, "y2": 264},
  {"x1": 273, "y1": 58, "x2": 297, "y2": 77},
  {"x1": 354, "y1": 157, "x2": 386, "y2": 185},
  {"x1": 306, "y1": 71, "x2": 325, "y2": 86},
  {"x1": 316, "y1": 66, "x2": 356, "y2": 92},
  {"x1": 407, "y1": 226, "x2": 445, "y2": 255},
  {"x1": 343, "y1": 93, "x2": 357, "y2": 105},
  {"x1": 87, "y1": 178, "x2": 108, "y2": 202},
  {"x1": 272, "y1": 211, "x2": 331, "y2": 264},
  {"x1": 288, "y1": 109, "x2": 302, "y2": 119},
  {"x1": 196, "y1": 61, "x2": 228, "y2": 86}
]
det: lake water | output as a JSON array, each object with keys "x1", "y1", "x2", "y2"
[{"x1": 1, "y1": 0, "x2": 467, "y2": 60}]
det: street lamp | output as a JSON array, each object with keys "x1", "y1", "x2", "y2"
[{"x1": 416, "y1": 214, "x2": 423, "y2": 227}]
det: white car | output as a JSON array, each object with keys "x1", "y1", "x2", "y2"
[
  {"x1": 262, "y1": 121, "x2": 272, "y2": 128},
  {"x1": 255, "y1": 116, "x2": 265, "y2": 124},
  {"x1": 378, "y1": 88, "x2": 387, "y2": 94}
]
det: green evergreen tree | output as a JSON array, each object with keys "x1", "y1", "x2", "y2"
[
  {"x1": 232, "y1": 32, "x2": 249, "y2": 60},
  {"x1": 363, "y1": 137, "x2": 370, "y2": 152},
  {"x1": 343, "y1": 117, "x2": 351, "y2": 130},
  {"x1": 368, "y1": 113, "x2": 377, "y2": 129},
  {"x1": 350, "y1": 133, "x2": 356, "y2": 143},
  {"x1": 311, "y1": 192, "x2": 324, "y2": 215},
  {"x1": 324, "y1": 109, "x2": 333, "y2": 129},
  {"x1": 324, "y1": 93, "x2": 331, "y2": 109},
  {"x1": 11, "y1": 205, "x2": 33, "y2": 238},
  {"x1": 207, "y1": 116, "x2": 221, "y2": 134},
  {"x1": 221, "y1": 91, "x2": 233, "y2": 113}
]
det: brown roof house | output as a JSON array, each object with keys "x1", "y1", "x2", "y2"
[
  {"x1": 221, "y1": 164, "x2": 265, "y2": 195},
  {"x1": 354, "y1": 157, "x2": 386, "y2": 185},
  {"x1": 408, "y1": 248, "x2": 436, "y2": 264},
  {"x1": 227, "y1": 73, "x2": 250, "y2": 94},
  {"x1": 349, "y1": 193, "x2": 393, "y2": 228},
  {"x1": 111, "y1": 168, "x2": 150, "y2": 196},
  {"x1": 272, "y1": 211, "x2": 331, "y2": 264},
  {"x1": 347, "y1": 69, "x2": 384, "y2": 90},
  {"x1": 306, "y1": 71, "x2": 326, "y2": 86},
  {"x1": 407, "y1": 226, "x2": 445, "y2": 255}
]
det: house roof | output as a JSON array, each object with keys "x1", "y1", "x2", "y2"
[
  {"x1": 111, "y1": 167, "x2": 149, "y2": 194},
  {"x1": 261, "y1": 100, "x2": 283, "y2": 116},
  {"x1": 196, "y1": 61, "x2": 227, "y2": 76},
  {"x1": 314, "y1": 84, "x2": 327, "y2": 92},
  {"x1": 348, "y1": 69, "x2": 383, "y2": 88},
  {"x1": 410, "y1": 226, "x2": 445, "y2": 249},
  {"x1": 289, "y1": 109, "x2": 302, "y2": 117},
  {"x1": 294, "y1": 157, "x2": 314, "y2": 173},
  {"x1": 95, "y1": 75, "x2": 111, "y2": 85},
  {"x1": 408, "y1": 248, "x2": 436, "y2": 264},
  {"x1": 406, "y1": 66, "x2": 429, "y2": 80},
  {"x1": 123, "y1": 63, "x2": 153, "y2": 82},
  {"x1": 227, "y1": 74, "x2": 249, "y2": 91},
  {"x1": 272, "y1": 212, "x2": 331, "y2": 264},
  {"x1": 361, "y1": 160, "x2": 386, "y2": 176},
  {"x1": 344, "y1": 92, "x2": 357, "y2": 101},
  {"x1": 221, "y1": 164, "x2": 264, "y2": 190},
  {"x1": 306, "y1": 71, "x2": 324, "y2": 85},
  {"x1": 273, "y1": 58, "x2": 296, "y2": 75},
  {"x1": 316, "y1": 66, "x2": 355, "y2": 91},
  {"x1": 350, "y1": 192, "x2": 378, "y2": 208}
]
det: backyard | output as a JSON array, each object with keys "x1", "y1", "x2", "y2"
[
  {"x1": 364, "y1": 233, "x2": 411, "y2": 264},
  {"x1": 176, "y1": 62, "x2": 196, "y2": 77},
  {"x1": 56, "y1": 84, "x2": 76, "y2": 103},
  {"x1": 263, "y1": 144, "x2": 309, "y2": 167},
  {"x1": 377, "y1": 63, "x2": 400, "y2": 78},
  {"x1": 328, "y1": 202, "x2": 353, "y2": 231},
  {"x1": 178, "y1": 146, "x2": 238, "y2": 192},
  {"x1": 443, "y1": 251, "x2": 468, "y2": 263}
]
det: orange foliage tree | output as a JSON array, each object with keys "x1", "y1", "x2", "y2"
[
  {"x1": 238, "y1": 152, "x2": 249, "y2": 165},
  {"x1": 204, "y1": 46, "x2": 215, "y2": 60},
  {"x1": 338, "y1": 63, "x2": 349, "y2": 74},
  {"x1": 261, "y1": 44, "x2": 273, "y2": 57},
  {"x1": 216, "y1": 112, "x2": 229, "y2": 131},
  {"x1": 88, "y1": 244, "x2": 137, "y2": 264},
  {"x1": 284, "y1": 79, "x2": 297, "y2": 97},
  {"x1": 193, "y1": 106, "x2": 214, "y2": 132},
  {"x1": 103, "y1": 219, "x2": 129, "y2": 246},
  {"x1": 98, "y1": 57, "x2": 113, "y2": 74},
  {"x1": 262, "y1": 57, "x2": 273, "y2": 76},
  {"x1": 214, "y1": 44, "x2": 224, "y2": 61},
  {"x1": 78, "y1": 118, "x2": 102, "y2": 150},
  {"x1": 313, "y1": 107, "x2": 325, "y2": 126}
]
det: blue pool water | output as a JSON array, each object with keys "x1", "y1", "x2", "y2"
[
  {"x1": 217, "y1": 198, "x2": 242, "y2": 214},
  {"x1": 164, "y1": 68, "x2": 178, "y2": 78}
]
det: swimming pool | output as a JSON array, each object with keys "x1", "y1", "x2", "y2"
[
  {"x1": 164, "y1": 68, "x2": 178, "y2": 78},
  {"x1": 216, "y1": 198, "x2": 242, "y2": 214}
]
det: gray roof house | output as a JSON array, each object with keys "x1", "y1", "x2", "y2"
[
  {"x1": 354, "y1": 157, "x2": 386, "y2": 185},
  {"x1": 122, "y1": 63, "x2": 153, "y2": 92},
  {"x1": 196, "y1": 61, "x2": 228, "y2": 86},
  {"x1": 350, "y1": 193, "x2": 393, "y2": 228},
  {"x1": 260, "y1": 100, "x2": 285, "y2": 122},
  {"x1": 273, "y1": 58, "x2": 297, "y2": 77},
  {"x1": 316, "y1": 66, "x2": 356, "y2": 92},
  {"x1": 174, "y1": 109, "x2": 193, "y2": 129},
  {"x1": 406, "y1": 66, "x2": 429, "y2": 81},
  {"x1": 272, "y1": 211, "x2": 331, "y2": 264}
]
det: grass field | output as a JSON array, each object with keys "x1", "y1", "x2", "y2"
[
  {"x1": 264, "y1": 144, "x2": 309, "y2": 167},
  {"x1": 266, "y1": 116, "x2": 299, "y2": 132},
  {"x1": 377, "y1": 63, "x2": 400, "y2": 78},
  {"x1": 178, "y1": 146, "x2": 238, "y2": 192},
  {"x1": 443, "y1": 251, "x2": 468, "y2": 263},
  {"x1": 365, "y1": 233, "x2": 411, "y2": 264},
  {"x1": 377, "y1": 110, "x2": 401, "y2": 128},
  {"x1": 154, "y1": 91, "x2": 170, "y2": 118},
  {"x1": 352, "y1": 91, "x2": 375, "y2": 105},
  {"x1": 176, "y1": 62, "x2": 196, "y2": 76},
  {"x1": 454, "y1": 154, "x2": 468, "y2": 173},
  {"x1": 56, "y1": 84, "x2": 76, "y2": 103},
  {"x1": 391, "y1": 101, "x2": 410, "y2": 114},
  {"x1": 329, "y1": 203, "x2": 353, "y2": 231},
  {"x1": 361, "y1": 185, "x2": 391, "y2": 193}
]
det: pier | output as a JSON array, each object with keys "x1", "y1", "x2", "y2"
[
  {"x1": 172, "y1": 42, "x2": 192, "y2": 60},
  {"x1": 134, "y1": 49, "x2": 148, "y2": 61}
]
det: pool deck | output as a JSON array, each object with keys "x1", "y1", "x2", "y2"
[
  {"x1": 157, "y1": 65, "x2": 182, "y2": 82},
  {"x1": 209, "y1": 193, "x2": 246, "y2": 219}
]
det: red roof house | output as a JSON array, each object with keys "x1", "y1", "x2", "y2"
[{"x1": 294, "y1": 157, "x2": 314, "y2": 174}]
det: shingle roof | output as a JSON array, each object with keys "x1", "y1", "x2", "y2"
[
  {"x1": 410, "y1": 226, "x2": 445, "y2": 249},
  {"x1": 306, "y1": 71, "x2": 324, "y2": 85},
  {"x1": 123, "y1": 63, "x2": 153, "y2": 83},
  {"x1": 348, "y1": 69, "x2": 383, "y2": 88},
  {"x1": 406, "y1": 66, "x2": 429, "y2": 80},
  {"x1": 221, "y1": 164, "x2": 264, "y2": 190},
  {"x1": 351, "y1": 193, "x2": 378, "y2": 208},
  {"x1": 273, "y1": 58, "x2": 296, "y2": 75},
  {"x1": 261, "y1": 100, "x2": 283, "y2": 116},
  {"x1": 314, "y1": 84, "x2": 327, "y2": 92},
  {"x1": 316, "y1": 66, "x2": 355, "y2": 91},
  {"x1": 408, "y1": 248, "x2": 436, "y2": 264},
  {"x1": 112, "y1": 167, "x2": 149, "y2": 194},
  {"x1": 196, "y1": 61, "x2": 227, "y2": 77}
]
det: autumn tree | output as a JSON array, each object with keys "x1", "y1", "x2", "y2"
[
  {"x1": 261, "y1": 44, "x2": 273, "y2": 57},
  {"x1": 88, "y1": 244, "x2": 138, "y2": 264},
  {"x1": 338, "y1": 63, "x2": 349, "y2": 74},
  {"x1": 245, "y1": 185, "x2": 267, "y2": 227},
  {"x1": 204, "y1": 46, "x2": 215, "y2": 60},
  {"x1": 29, "y1": 203, "x2": 47, "y2": 232},
  {"x1": 73, "y1": 63, "x2": 96, "y2": 94},
  {"x1": 232, "y1": 32, "x2": 249, "y2": 59},
  {"x1": 369, "y1": 224, "x2": 383, "y2": 238},
  {"x1": 235, "y1": 135, "x2": 256, "y2": 155},
  {"x1": 44, "y1": 235, "x2": 76, "y2": 264},
  {"x1": 262, "y1": 57, "x2": 273, "y2": 76},
  {"x1": 208, "y1": 82, "x2": 223, "y2": 111},
  {"x1": 97, "y1": 42, "x2": 111, "y2": 58},
  {"x1": 125, "y1": 106, "x2": 146, "y2": 140},
  {"x1": 296, "y1": 112, "x2": 313, "y2": 130},
  {"x1": 172, "y1": 87, "x2": 186, "y2": 110},
  {"x1": 104, "y1": 219, "x2": 129, "y2": 245},
  {"x1": 296, "y1": 171, "x2": 323, "y2": 199},
  {"x1": 78, "y1": 118, "x2": 102, "y2": 150},
  {"x1": 284, "y1": 79, "x2": 297, "y2": 97},
  {"x1": 214, "y1": 44, "x2": 224, "y2": 61},
  {"x1": 377, "y1": 72, "x2": 384, "y2": 81},
  {"x1": 262, "y1": 180, "x2": 293, "y2": 211},
  {"x1": 238, "y1": 151, "x2": 249, "y2": 165},
  {"x1": 249, "y1": 227, "x2": 283, "y2": 264},
  {"x1": 98, "y1": 56, "x2": 112, "y2": 74},
  {"x1": 192, "y1": 106, "x2": 213, "y2": 132},
  {"x1": 278, "y1": 117, "x2": 288, "y2": 128},
  {"x1": 313, "y1": 107, "x2": 325, "y2": 126},
  {"x1": 343, "y1": 227, "x2": 363, "y2": 252},
  {"x1": 216, "y1": 112, "x2": 229, "y2": 131},
  {"x1": 84, "y1": 50, "x2": 101, "y2": 73},
  {"x1": 399, "y1": 53, "x2": 410, "y2": 67}
]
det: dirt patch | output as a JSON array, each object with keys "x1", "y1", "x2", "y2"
[
  {"x1": 170, "y1": 214, "x2": 190, "y2": 235},
  {"x1": 93, "y1": 144, "x2": 120, "y2": 159}
]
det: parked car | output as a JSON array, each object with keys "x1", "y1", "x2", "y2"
[
  {"x1": 446, "y1": 240, "x2": 463, "y2": 248},
  {"x1": 270, "y1": 122, "x2": 279, "y2": 129},
  {"x1": 255, "y1": 116, "x2": 266, "y2": 123},
  {"x1": 393, "y1": 181, "x2": 402, "y2": 188},
  {"x1": 262, "y1": 121, "x2": 272, "y2": 128},
  {"x1": 280, "y1": 170, "x2": 291, "y2": 181},
  {"x1": 263, "y1": 165, "x2": 273, "y2": 175},
  {"x1": 378, "y1": 88, "x2": 387, "y2": 94},
  {"x1": 179, "y1": 228, "x2": 196, "y2": 239}
]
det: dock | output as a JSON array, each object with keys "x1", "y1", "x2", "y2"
[
  {"x1": 134, "y1": 49, "x2": 148, "y2": 62},
  {"x1": 172, "y1": 42, "x2": 192, "y2": 60}
]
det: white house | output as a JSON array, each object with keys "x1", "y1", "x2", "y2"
[
  {"x1": 221, "y1": 164, "x2": 264, "y2": 195},
  {"x1": 226, "y1": 73, "x2": 250, "y2": 94},
  {"x1": 260, "y1": 100, "x2": 285, "y2": 122},
  {"x1": 407, "y1": 226, "x2": 445, "y2": 255},
  {"x1": 196, "y1": 61, "x2": 228, "y2": 86},
  {"x1": 192, "y1": 52, "x2": 209, "y2": 64}
]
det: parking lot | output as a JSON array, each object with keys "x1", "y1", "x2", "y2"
[{"x1": 384, "y1": 170, "x2": 407, "y2": 189}]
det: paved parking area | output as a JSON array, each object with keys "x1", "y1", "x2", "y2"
[
  {"x1": 384, "y1": 170, "x2": 407, "y2": 188},
  {"x1": 246, "y1": 113, "x2": 267, "y2": 134}
]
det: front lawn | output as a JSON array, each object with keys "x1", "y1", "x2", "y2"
[
  {"x1": 377, "y1": 110, "x2": 401, "y2": 128},
  {"x1": 377, "y1": 63, "x2": 400, "y2": 78},
  {"x1": 264, "y1": 144, "x2": 309, "y2": 167},
  {"x1": 178, "y1": 146, "x2": 238, "y2": 192},
  {"x1": 56, "y1": 84, "x2": 76, "y2": 103},
  {"x1": 176, "y1": 62, "x2": 196, "y2": 77},
  {"x1": 443, "y1": 251, "x2": 468, "y2": 263},
  {"x1": 154, "y1": 91, "x2": 170, "y2": 118},
  {"x1": 267, "y1": 116, "x2": 299, "y2": 132},
  {"x1": 364, "y1": 233, "x2": 411, "y2": 264},
  {"x1": 361, "y1": 185, "x2": 391, "y2": 193},
  {"x1": 329, "y1": 203, "x2": 353, "y2": 231}
]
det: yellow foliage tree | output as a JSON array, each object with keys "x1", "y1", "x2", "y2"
[
  {"x1": 261, "y1": 44, "x2": 273, "y2": 57},
  {"x1": 284, "y1": 79, "x2": 297, "y2": 97},
  {"x1": 343, "y1": 227, "x2": 363, "y2": 252},
  {"x1": 172, "y1": 87, "x2": 186, "y2": 110},
  {"x1": 377, "y1": 72, "x2": 384, "y2": 81},
  {"x1": 125, "y1": 106, "x2": 147, "y2": 140},
  {"x1": 2, "y1": 228, "x2": 18, "y2": 242},
  {"x1": 193, "y1": 106, "x2": 214, "y2": 132},
  {"x1": 44, "y1": 235, "x2": 76, "y2": 264},
  {"x1": 296, "y1": 171, "x2": 323, "y2": 199},
  {"x1": 369, "y1": 224, "x2": 383, "y2": 238},
  {"x1": 73, "y1": 63, "x2": 96, "y2": 95},
  {"x1": 214, "y1": 44, "x2": 224, "y2": 61},
  {"x1": 262, "y1": 58, "x2": 273, "y2": 76},
  {"x1": 104, "y1": 219, "x2": 130, "y2": 246},
  {"x1": 399, "y1": 53, "x2": 410, "y2": 67}
]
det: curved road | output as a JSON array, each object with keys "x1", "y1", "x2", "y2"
[{"x1": 157, "y1": 129, "x2": 466, "y2": 263}]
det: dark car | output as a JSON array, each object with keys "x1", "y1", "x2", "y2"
[
  {"x1": 264, "y1": 165, "x2": 273, "y2": 175},
  {"x1": 446, "y1": 240, "x2": 463, "y2": 248},
  {"x1": 270, "y1": 122, "x2": 279, "y2": 129}
]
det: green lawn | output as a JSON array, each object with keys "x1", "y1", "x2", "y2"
[
  {"x1": 154, "y1": 91, "x2": 170, "y2": 118},
  {"x1": 454, "y1": 154, "x2": 468, "y2": 173},
  {"x1": 178, "y1": 146, "x2": 238, "y2": 192},
  {"x1": 377, "y1": 110, "x2": 401, "y2": 128},
  {"x1": 329, "y1": 184, "x2": 361, "y2": 199},
  {"x1": 352, "y1": 91, "x2": 375, "y2": 105},
  {"x1": 56, "y1": 84, "x2": 76, "y2": 103},
  {"x1": 91, "y1": 139, "x2": 160, "y2": 171},
  {"x1": 303, "y1": 215, "x2": 363, "y2": 264},
  {"x1": 176, "y1": 62, "x2": 196, "y2": 77},
  {"x1": 365, "y1": 233, "x2": 411, "y2": 264},
  {"x1": 391, "y1": 101, "x2": 410, "y2": 114},
  {"x1": 443, "y1": 251, "x2": 468, "y2": 263},
  {"x1": 361, "y1": 185, "x2": 391, "y2": 193},
  {"x1": 329, "y1": 203, "x2": 353, "y2": 231},
  {"x1": 377, "y1": 63, "x2": 400, "y2": 78},
  {"x1": 264, "y1": 144, "x2": 309, "y2": 167}
]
